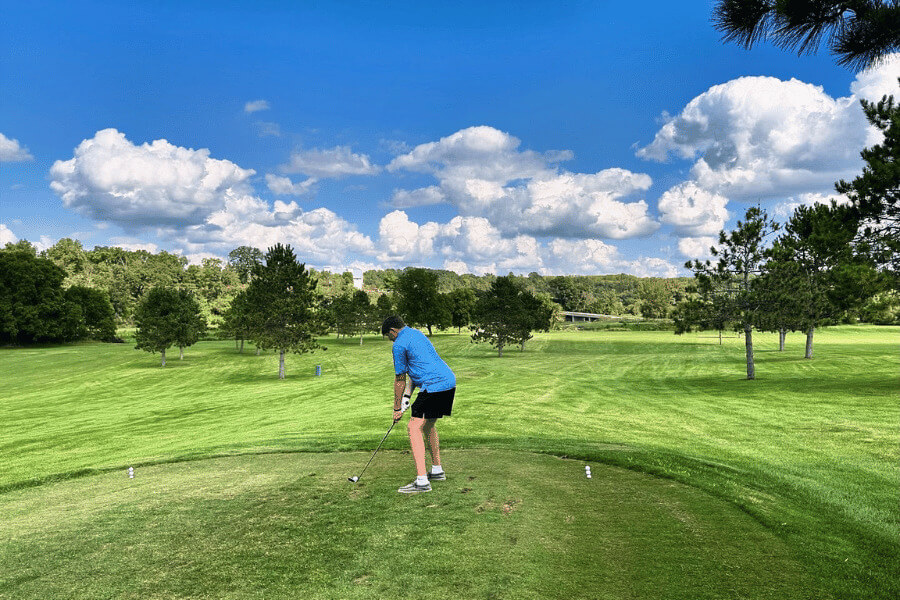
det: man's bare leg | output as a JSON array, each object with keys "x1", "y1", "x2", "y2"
[
  {"x1": 407, "y1": 416, "x2": 428, "y2": 477},
  {"x1": 423, "y1": 418, "x2": 441, "y2": 468}
]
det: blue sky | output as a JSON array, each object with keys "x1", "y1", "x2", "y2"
[{"x1": 1, "y1": 0, "x2": 897, "y2": 277}]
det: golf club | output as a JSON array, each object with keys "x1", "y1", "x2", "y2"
[{"x1": 349, "y1": 396, "x2": 409, "y2": 483}]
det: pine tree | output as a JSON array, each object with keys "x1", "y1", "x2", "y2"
[
  {"x1": 686, "y1": 207, "x2": 779, "y2": 379},
  {"x1": 244, "y1": 244, "x2": 325, "y2": 379}
]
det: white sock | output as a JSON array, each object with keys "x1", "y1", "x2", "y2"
[
  {"x1": 431, "y1": 465, "x2": 444, "y2": 474},
  {"x1": 416, "y1": 475, "x2": 429, "y2": 485}
]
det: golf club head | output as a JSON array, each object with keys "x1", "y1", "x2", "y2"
[{"x1": 348, "y1": 476, "x2": 359, "y2": 483}]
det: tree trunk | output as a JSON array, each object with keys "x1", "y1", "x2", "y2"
[
  {"x1": 234, "y1": 338, "x2": 239, "y2": 351},
  {"x1": 279, "y1": 349, "x2": 286, "y2": 379},
  {"x1": 239, "y1": 339, "x2": 244, "y2": 353},
  {"x1": 744, "y1": 325, "x2": 755, "y2": 380},
  {"x1": 805, "y1": 327, "x2": 814, "y2": 359},
  {"x1": 498, "y1": 344, "x2": 503, "y2": 357},
  {"x1": 161, "y1": 348, "x2": 166, "y2": 367},
  {"x1": 179, "y1": 346, "x2": 184, "y2": 360},
  {"x1": 359, "y1": 333, "x2": 363, "y2": 345},
  {"x1": 779, "y1": 328, "x2": 786, "y2": 351},
  {"x1": 256, "y1": 347, "x2": 261, "y2": 356},
  {"x1": 718, "y1": 330, "x2": 723, "y2": 345},
  {"x1": 427, "y1": 323, "x2": 433, "y2": 336}
]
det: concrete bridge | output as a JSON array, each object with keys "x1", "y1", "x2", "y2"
[{"x1": 561, "y1": 311, "x2": 625, "y2": 322}]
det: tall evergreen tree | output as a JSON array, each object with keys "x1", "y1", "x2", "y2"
[
  {"x1": 244, "y1": 244, "x2": 325, "y2": 379},
  {"x1": 172, "y1": 289, "x2": 207, "y2": 360},
  {"x1": 221, "y1": 290, "x2": 253, "y2": 353},
  {"x1": 763, "y1": 203, "x2": 876, "y2": 358},
  {"x1": 686, "y1": 207, "x2": 779, "y2": 379},
  {"x1": 836, "y1": 83, "x2": 900, "y2": 279}
]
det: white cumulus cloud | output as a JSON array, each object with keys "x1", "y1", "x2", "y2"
[
  {"x1": 677, "y1": 236, "x2": 719, "y2": 261},
  {"x1": 851, "y1": 53, "x2": 900, "y2": 104},
  {"x1": 388, "y1": 126, "x2": 657, "y2": 239},
  {"x1": 0, "y1": 224, "x2": 18, "y2": 246},
  {"x1": 375, "y1": 211, "x2": 681, "y2": 277},
  {"x1": 657, "y1": 182, "x2": 730, "y2": 236},
  {"x1": 390, "y1": 185, "x2": 446, "y2": 208},
  {"x1": 638, "y1": 57, "x2": 900, "y2": 202},
  {"x1": 376, "y1": 210, "x2": 543, "y2": 274},
  {"x1": 50, "y1": 129, "x2": 256, "y2": 227},
  {"x1": 772, "y1": 191, "x2": 852, "y2": 219},
  {"x1": 48, "y1": 129, "x2": 375, "y2": 268},
  {"x1": 281, "y1": 146, "x2": 381, "y2": 178},
  {"x1": 266, "y1": 173, "x2": 317, "y2": 196},
  {"x1": 637, "y1": 76, "x2": 867, "y2": 200},
  {"x1": 0, "y1": 133, "x2": 33, "y2": 162}
]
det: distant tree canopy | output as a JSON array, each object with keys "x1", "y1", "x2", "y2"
[
  {"x1": 329, "y1": 289, "x2": 379, "y2": 344},
  {"x1": 5, "y1": 217, "x2": 895, "y2": 355},
  {"x1": 0, "y1": 249, "x2": 115, "y2": 345},
  {"x1": 227, "y1": 246, "x2": 264, "y2": 284}
]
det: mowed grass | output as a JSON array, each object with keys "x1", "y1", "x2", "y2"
[
  {"x1": 1, "y1": 451, "x2": 812, "y2": 600},
  {"x1": 0, "y1": 326, "x2": 897, "y2": 599}
]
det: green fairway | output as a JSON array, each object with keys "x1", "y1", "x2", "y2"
[{"x1": 0, "y1": 326, "x2": 897, "y2": 599}]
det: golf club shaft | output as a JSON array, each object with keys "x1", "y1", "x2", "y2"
[{"x1": 354, "y1": 418, "x2": 398, "y2": 482}]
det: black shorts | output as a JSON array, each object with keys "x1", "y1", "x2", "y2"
[{"x1": 411, "y1": 387, "x2": 455, "y2": 419}]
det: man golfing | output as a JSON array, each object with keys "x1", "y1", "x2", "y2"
[{"x1": 382, "y1": 315, "x2": 456, "y2": 494}]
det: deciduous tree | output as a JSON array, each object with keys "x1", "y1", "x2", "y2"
[
  {"x1": 471, "y1": 275, "x2": 550, "y2": 356},
  {"x1": 134, "y1": 287, "x2": 185, "y2": 366},
  {"x1": 448, "y1": 288, "x2": 477, "y2": 333},
  {"x1": 228, "y1": 246, "x2": 264, "y2": 284},
  {"x1": 0, "y1": 249, "x2": 82, "y2": 344},
  {"x1": 64, "y1": 285, "x2": 117, "y2": 342},
  {"x1": 396, "y1": 268, "x2": 451, "y2": 336}
]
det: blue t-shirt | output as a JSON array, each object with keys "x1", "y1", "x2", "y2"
[{"x1": 392, "y1": 327, "x2": 456, "y2": 393}]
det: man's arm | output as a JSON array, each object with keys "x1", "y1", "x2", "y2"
[{"x1": 393, "y1": 373, "x2": 413, "y2": 420}]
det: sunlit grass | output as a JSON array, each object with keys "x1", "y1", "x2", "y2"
[{"x1": 0, "y1": 325, "x2": 897, "y2": 599}]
